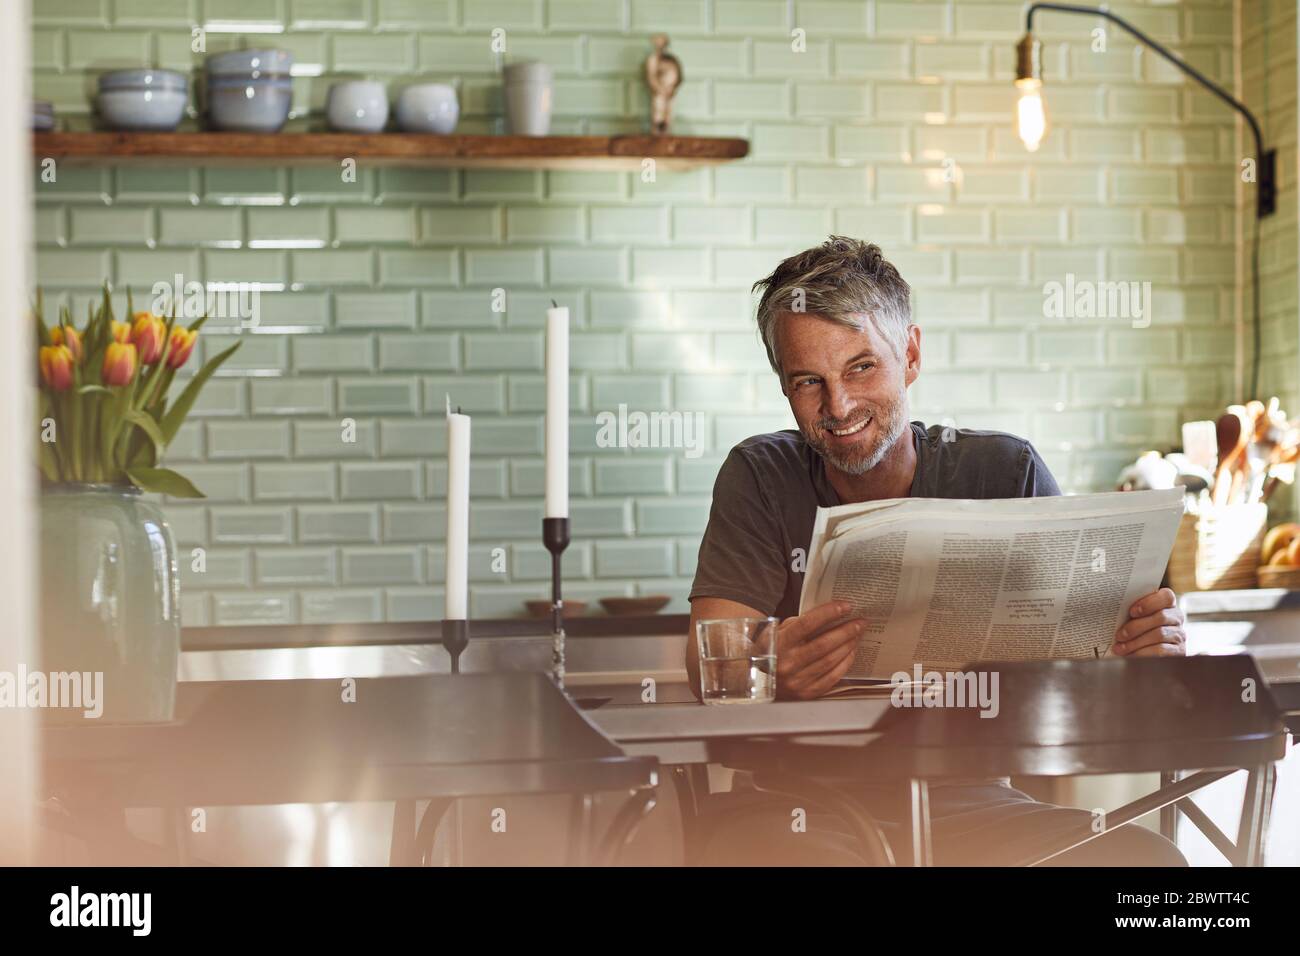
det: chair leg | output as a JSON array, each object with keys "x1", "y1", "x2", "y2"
[
  {"x1": 750, "y1": 771, "x2": 896, "y2": 866},
  {"x1": 566, "y1": 793, "x2": 594, "y2": 866},
  {"x1": 1159, "y1": 771, "x2": 1178, "y2": 842},
  {"x1": 1174, "y1": 796, "x2": 1240, "y2": 863},
  {"x1": 595, "y1": 789, "x2": 658, "y2": 866},
  {"x1": 1236, "y1": 764, "x2": 1276, "y2": 867},
  {"x1": 389, "y1": 799, "x2": 415, "y2": 867},
  {"x1": 167, "y1": 807, "x2": 191, "y2": 867},
  {"x1": 669, "y1": 765, "x2": 707, "y2": 866},
  {"x1": 1257, "y1": 763, "x2": 1277, "y2": 861},
  {"x1": 414, "y1": 799, "x2": 455, "y2": 866},
  {"x1": 909, "y1": 778, "x2": 933, "y2": 867},
  {"x1": 1018, "y1": 768, "x2": 1234, "y2": 866}
]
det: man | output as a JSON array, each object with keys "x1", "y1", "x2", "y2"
[{"x1": 686, "y1": 237, "x2": 1187, "y2": 866}]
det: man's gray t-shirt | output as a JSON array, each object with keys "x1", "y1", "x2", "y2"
[{"x1": 689, "y1": 421, "x2": 1062, "y2": 619}]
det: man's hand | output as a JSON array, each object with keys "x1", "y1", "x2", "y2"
[
  {"x1": 775, "y1": 600, "x2": 869, "y2": 699},
  {"x1": 1110, "y1": 587, "x2": 1186, "y2": 657}
]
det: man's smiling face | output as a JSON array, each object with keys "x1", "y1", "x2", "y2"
[{"x1": 777, "y1": 311, "x2": 921, "y2": 476}]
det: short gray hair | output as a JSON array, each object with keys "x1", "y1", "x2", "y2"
[{"x1": 752, "y1": 236, "x2": 913, "y2": 377}]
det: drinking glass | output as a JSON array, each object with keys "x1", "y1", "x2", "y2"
[{"x1": 696, "y1": 617, "x2": 779, "y2": 705}]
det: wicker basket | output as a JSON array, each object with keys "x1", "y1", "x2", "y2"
[
  {"x1": 1257, "y1": 564, "x2": 1300, "y2": 589},
  {"x1": 1168, "y1": 503, "x2": 1268, "y2": 592}
]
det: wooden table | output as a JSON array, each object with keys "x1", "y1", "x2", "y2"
[
  {"x1": 41, "y1": 673, "x2": 658, "y2": 866},
  {"x1": 590, "y1": 656, "x2": 1292, "y2": 866}
]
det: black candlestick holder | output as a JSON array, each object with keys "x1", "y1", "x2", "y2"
[
  {"x1": 442, "y1": 618, "x2": 469, "y2": 674},
  {"x1": 543, "y1": 516, "x2": 570, "y2": 687}
]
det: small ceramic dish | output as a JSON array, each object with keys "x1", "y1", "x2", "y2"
[
  {"x1": 524, "y1": 599, "x2": 587, "y2": 618},
  {"x1": 599, "y1": 596, "x2": 671, "y2": 616}
]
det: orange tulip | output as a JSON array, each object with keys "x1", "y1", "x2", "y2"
[
  {"x1": 50, "y1": 325, "x2": 82, "y2": 362},
  {"x1": 39, "y1": 344, "x2": 74, "y2": 391},
  {"x1": 102, "y1": 342, "x2": 138, "y2": 386},
  {"x1": 111, "y1": 320, "x2": 131, "y2": 344},
  {"x1": 167, "y1": 326, "x2": 198, "y2": 369},
  {"x1": 130, "y1": 314, "x2": 166, "y2": 365}
]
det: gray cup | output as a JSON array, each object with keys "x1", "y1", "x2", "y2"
[{"x1": 503, "y1": 61, "x2": 553, "y2": 136}]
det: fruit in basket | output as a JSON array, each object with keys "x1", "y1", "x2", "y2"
[
  {"x1": 1261, "y1": 522, "x2": 1300, "y2": 564},
  {"x1": 1265, "y1": 534, "x2": 1300, "y2": 568}
]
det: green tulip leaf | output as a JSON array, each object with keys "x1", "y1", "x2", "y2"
[
  {"x1": 159, "y1": 341, "x2": 240, "y2": 445},
  {"x1": 123, "y1": 409, "x2": 165, "y2": 456},
  {"x1": 126, "y1": 467, "x2": 204, "y2": 499},
  {"x1": 127, "y1": 438, "x2": 158, "y2": 471}
]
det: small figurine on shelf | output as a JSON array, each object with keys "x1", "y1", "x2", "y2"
[{"x1": 644, "y1": 34, "x2": 682, "y2": 135}]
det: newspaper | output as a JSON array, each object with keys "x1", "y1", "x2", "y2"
[{"x1": 797, "y1": 489, "x2": 1185, "y2": 679}]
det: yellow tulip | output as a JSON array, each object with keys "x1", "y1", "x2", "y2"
[
  {"x1": 167, "y1": 326, "x2": 198, "y2": 369},
  {"x1": 39, "y1": 344, "x2": 74, "y2": 391},
  {"x1": 102, "y1": 342, "x2": 138, "y2": 386},
  {"x1": 130, "y1": 314, "x2": 166, "y2": 365},
  {"x1": 50, "y1": 325, "x2": 82, "y2": 362},
  {"x1": 111, "y1": 320, "x2": 131, "y2": 344}
]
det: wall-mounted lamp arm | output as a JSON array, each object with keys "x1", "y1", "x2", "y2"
[{"x1": 1025, "y1": 2, "x2": 1274, "y2": 217}]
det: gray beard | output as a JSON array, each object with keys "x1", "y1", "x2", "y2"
[{"x1": 803, "y1": 396, "x2": 908, "y2": 477}]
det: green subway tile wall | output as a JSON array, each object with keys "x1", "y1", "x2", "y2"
[
  {"x1": 1244, "y1": 0, "x2": 1299, "y2": 516},
  {"x1": 33, "y1": 0, "x2": 1254, "y2": 625}
]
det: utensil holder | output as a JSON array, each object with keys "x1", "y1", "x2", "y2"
[{"x1": 1168, "y1": 503, "x2": 1267, "y2": 592}]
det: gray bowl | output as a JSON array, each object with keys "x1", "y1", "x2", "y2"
[
  {"x1": 206, "y1": 48, "x2": 294, "y2": 77},
  {"x1": 99, "y1": 69, "x2": 188, "y2": 93},
  {"x1": 207, "y1": 74, "x2": 292, "y2": 90},
  {"x1": 206, "y1": 78, "x2": 292, "y2": 131},
  {"x1": 96, "y1": 87, "x2": 188, "y2": 131}
]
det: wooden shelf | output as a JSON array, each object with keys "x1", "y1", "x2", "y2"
[{"x1": 32, "y1": 132, "x2": 749, "y2": 171}]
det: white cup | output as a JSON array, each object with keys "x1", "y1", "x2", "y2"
[
  {"x1": 395, "y1": 83, "x2": 459, "y2": 134},
  {"x1": 326, "y1": 81, "x2": 389, "y2": 133}
]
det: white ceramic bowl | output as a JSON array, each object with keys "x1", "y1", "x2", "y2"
[
  {"x1": 96, "y1": 88, "x2": 188, "y2": 131},
  {"x1": 395, "y1": 83, "x2": 458, "y2": 134},
  {"x1": 327, "y1": 81, "x2": 389, "y2": 133}
]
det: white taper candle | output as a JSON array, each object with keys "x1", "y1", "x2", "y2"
[
  {"x1": 545, "y1": 304, "x2": 570, "y2": 518},
  {"x1": 444, "y1": 395, "x2": 471, "y2": 620}
]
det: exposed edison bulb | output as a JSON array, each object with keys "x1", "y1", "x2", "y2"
[{"x1": 1015, "y1": 78, "x2": 1047, "y2": 152}]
